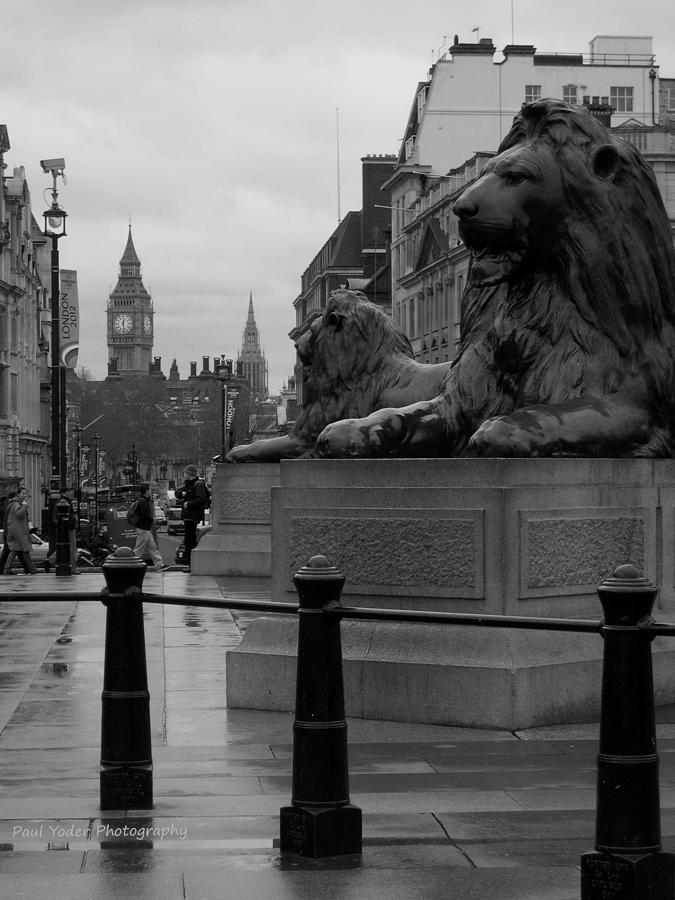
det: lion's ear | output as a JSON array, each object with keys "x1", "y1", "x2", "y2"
[
  {"x1": 326, "y1": 311, "x2": 343, "y2": 330},
  {"x1": 592, "y1": 144, "x2": 621, "y2": 182}
]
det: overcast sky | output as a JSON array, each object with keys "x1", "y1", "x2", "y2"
[{"x1": 3, "y1": 0, "x2": 675, "y2": 393}]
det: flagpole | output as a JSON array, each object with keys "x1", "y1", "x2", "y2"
[{"x1": 336, "y1": 107, "x2": 341, "y2": 224}]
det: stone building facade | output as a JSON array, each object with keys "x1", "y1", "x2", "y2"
[
  {"x1": 292, "y1": 154, "x2": 396, "y2": 328},
  {"x1": 0, "y1": 125, "x2": 50, "y2": 523}
]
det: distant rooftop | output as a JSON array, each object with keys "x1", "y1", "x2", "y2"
[{"x1": 439, "y1": 34, "x2": 655, "y2": 68}]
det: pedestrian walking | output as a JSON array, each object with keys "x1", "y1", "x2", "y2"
[
  {"x1": 131, "y1": 483, "x2": 165, "y2": 570},
  {"x1": 4, "y1": 487, "x2": 37, "y2": 575},
  {"x1": 174, "y1": 465, "x2": 210, "y2": 568}
]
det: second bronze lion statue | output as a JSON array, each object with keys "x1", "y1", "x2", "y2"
[{"x1": 226, "y1": 289, "x2": 451, "y2": 462}]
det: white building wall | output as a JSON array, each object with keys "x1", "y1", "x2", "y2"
[{"x1": 407, "y1": 36, "x2": 659, "y2": 177}]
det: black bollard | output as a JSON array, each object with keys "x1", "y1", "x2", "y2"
[
  {"x1": 55, "y1": 498, "x2": 72, "y2": 577},
  {"x1": 99, "y1": 547, "x2": 153, "y2": 810},
  {"x1": 581, "y1": 564, "x2": 675, "y2": 898},
  {"x1": 280, "y1": 555, "x2": 362, "y2": 858}
]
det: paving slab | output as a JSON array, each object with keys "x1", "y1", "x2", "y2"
[
  {"x1": 0, "y1": 873, "x2": 186, "y2": 900},
  {"x1": 184, "y1": 867, "x2": 580, "y2": 900}
]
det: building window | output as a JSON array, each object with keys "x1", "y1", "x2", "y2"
[
  {"x1": 665, "y1": 85, "x2": 675, "y2": 110},
  {"x1": 416, "y1": 86, "x2": 427, "y2": 120},
  {"x1": 525, "y1": 85, "x2": 542, "y2": 103},
  {"x1": 563, "y1": 85, "x2": 578, "y2": 105},
  {"x1": 610, "y1": 86, "x2": 634, "y2": 112},
  {"x1": 454, "y1": 275, "x2": 463, "y2": 350},
  {"x1": 10, "y1": 374, "x2": 18, "y2": 415},
  {"x1": 10, "y1": 316, "x2": 18, "y2": 353},
  {"x1": 0, "y1": 368, "x2": 7, "y2": 417}
]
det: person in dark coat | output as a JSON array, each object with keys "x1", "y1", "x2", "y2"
[
  {"x1": 132, "y1": 483, "x2": 165, "y2": 569},
  {"x1": 174, "y1": 465, "x2": 208, "y2": 568},
  {"x1": 5, "y1": 487, "x2": 37, "y2": 574}
]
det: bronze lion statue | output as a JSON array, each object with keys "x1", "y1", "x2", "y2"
[
  {"x1": 315, "y1": 99, "x2": 675, "y2": 459},
  {"x1": 226, "y1": 289, "x2": 451, "y2": 462}
]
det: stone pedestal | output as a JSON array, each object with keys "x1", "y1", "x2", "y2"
[
  {"x1": 191, "y1": 463, "x2": 278, "y2": 576},
  {"x1": 226, "y1": 459, "x2": 675, "y2": 729}
]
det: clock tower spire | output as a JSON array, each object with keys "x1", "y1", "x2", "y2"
[{"x1": 106, "y1": 224, "x2": 154, "y2": 376}]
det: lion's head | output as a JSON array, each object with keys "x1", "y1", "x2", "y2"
[
  {"x1": 453, "y1": 138, "x2": 566, "y2": 286},
  {"x1": 454, "y1": 98, "x2": 675, "y2": 368},
  {"x1": 293, "y1": 289, "x2": 415, "y2": 439}
]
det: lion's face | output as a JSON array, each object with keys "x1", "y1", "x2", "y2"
[
  {"x1": 294, "y1": 313, "x2": 321, "y2": 367},
  {"x1": 293, "y1": 292, "x2": 415, "y2": 407},
  {"x1": 453, "y1": 141, "x2": 566, "y2": 285},
  {"x1": 294, "y1": 304, "x2": 354, "y2": 373}
]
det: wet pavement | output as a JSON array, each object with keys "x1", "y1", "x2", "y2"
[{"x1": 1, "y1": 569, "x2": 674, "y2": 898}]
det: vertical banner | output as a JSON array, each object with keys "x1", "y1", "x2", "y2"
[
  {"x1": 98, "y1": 451, "x2": 107, "y2": 487},
  {"x1": 226, "y1": 389, "x2": 239, "y2": 448},
  {"x1": 59, "y1": 269, "x2": 79, "y2": 368},
  {"x1": 80, "y1": 445, "x2": 90, "y2": 479}
]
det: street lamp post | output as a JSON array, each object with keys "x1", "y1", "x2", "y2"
[
  {"x1": 41, "y1": 158, "x2": 67, "y2": 492},
  {"x1": 216, "y1": 359, "x2": 232, "y2": 460},
  {"x1": 93, "y1": 432, "x2": 100, "y2": 535}
]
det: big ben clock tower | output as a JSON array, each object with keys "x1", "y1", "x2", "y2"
[{"x1": 107, "y1": 225, "x2": 154, "y2": 375}]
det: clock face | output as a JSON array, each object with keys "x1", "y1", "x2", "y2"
[
  {"x1": 113, "y1": 313, "x2": 133, "y2": 334},
  {"x1": 143, "y1": 314, "x2": 152, "y2": 335}
]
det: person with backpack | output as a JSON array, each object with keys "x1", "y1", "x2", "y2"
[
  {"x1": 129, "y1": 483, "x2": 165, "y2": 570},
  {"x1": 174, "y1": 464, "x2": 210, "y2": 568}
]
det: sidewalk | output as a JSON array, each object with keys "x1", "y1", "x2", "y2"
[{"x1": 0, "y1": 569, "x2": 673, "y2": 899}]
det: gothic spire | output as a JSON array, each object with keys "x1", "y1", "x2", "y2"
[{"x1": 120, "y1": 223, "x2": 141, "y2": 267}]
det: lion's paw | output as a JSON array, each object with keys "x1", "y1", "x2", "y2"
[
  {"x1": 469, "y1": 417, "x2": 541, "y2": 457},
  {"x1": 315, "y1": 419, "x2": 374, "y2": 458},
  {"x1": 225, "y1": 445, "x2": 251, "y2": 463}
]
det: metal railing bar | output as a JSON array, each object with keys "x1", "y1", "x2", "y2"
[
  {"x1": 338, "y1": 605, "x2": 603, "y2": 633},
  {"x1": 140, "y1": 593, "x2": 297, "y2": 614},
  {"x1": 11, "y1": 589, "x2": 675, "y2": 638},
  {"x1": 3, "y1": 591, "x2": 105, "y2": 603},
  {"x1": 644, "y1": 623, "x2": 675, "y2": 637}
]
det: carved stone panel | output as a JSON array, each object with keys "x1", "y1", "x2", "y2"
[
  {"x1": 520, "y1": 508, "x2": 646, "y2": 599},
  {"x1": 219, "y1": 489, "x2": 271, "y2": 524},
  {"x1": 289, "y1": 510, "x2": 484, "y2": 598}
]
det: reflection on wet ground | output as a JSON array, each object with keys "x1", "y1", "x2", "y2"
[{"x1": 0, "y1": 573, "x2": 600, "y2": 897}]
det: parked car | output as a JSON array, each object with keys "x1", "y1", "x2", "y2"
[
  {"x1": 166, "y1": 507, "x2": 184, "y2": 536},
  {"x1": 174, "y1": 524, "x2": 211, "y2": 565},
  {"x1": 154, "y1": 507, "x2": 167, "y2": 530}
]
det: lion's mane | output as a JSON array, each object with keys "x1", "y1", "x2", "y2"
[
  {"x1": 457, "y1": 99, "x2": 675, "y2": 456},
  {"x1": 293, "y1": 290, "x2": 418, "y2": 449}
]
